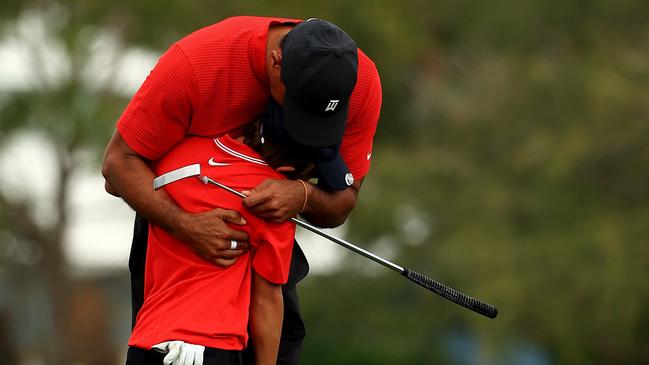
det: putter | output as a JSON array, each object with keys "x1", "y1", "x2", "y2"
[{"x1": 154, "y1": 164, "x2": 499, "y2": 319}]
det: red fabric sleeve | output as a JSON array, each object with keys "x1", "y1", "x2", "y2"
[
  {"x1": 116, "y1": 45, "x2": 199, "y2": 160},
  {"x1": 251, "y1": 220, "x2": 295, "y2": 285},
  {"x1": 340, "y1": 64, "x2": 382, "y2": 180}
]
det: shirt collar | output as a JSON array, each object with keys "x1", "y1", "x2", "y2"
[{"x1": 214, "y1": 134, "x2": 268, "y2": 166}]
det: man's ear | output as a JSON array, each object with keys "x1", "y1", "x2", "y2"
[{"x1": 271, "y1": 49, "x2": 282, "y2": 71}]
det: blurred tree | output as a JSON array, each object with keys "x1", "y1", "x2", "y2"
[
  {"x1": 0, "y1": 2, "x2": 127, "y2": 364},
  {"x1": 341, "y1": 1, "x2": 649, "y2": 364}
]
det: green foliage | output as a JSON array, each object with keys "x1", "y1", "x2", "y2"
[{"x1": 336, "y1": 1, "x2": 649, "y2": 363}]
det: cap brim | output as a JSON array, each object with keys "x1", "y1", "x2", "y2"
[
  {"x1": 316, "y1": 153, "x2": 353, "y2": 191},
  {"x1": 283, "y1": 94, "x2": 348, "y2": 148}
]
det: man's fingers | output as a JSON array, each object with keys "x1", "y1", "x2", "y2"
[
  {"x1": 246, "y1": 204, "x2": 290, "y2": 222},
  {"x1": 216, "y1": 249, "x2": 247, "y2": 260},
  {"x1": 192, "y1": 243, "x2": 246, "y2": 266},
  {"x1": 220, "y1": 226, "x2": 249, "y2": 242},
  {"x1": 228, "y1": 240, "x2": 250, "y2": 251},
  {"x1": 215, "y1": 208, "x2": 247, "y2": 225},
  {"x1": 255, "y1": 179, "x2": 275, "y2": 191},
  {"x1": 242, "y1": 189, "x2": 274, "y2": 208},
  {"x1": 213, "y1": 257, "x2": 239, "y2": 267},
  {"x1": 244, "y1": 194, "x2": 284, "y2": 213},
  {"x1": 241, "y1": 179, "x2": 270, "y2": 197},
  {"x1": 242, "y1": 179, "x2": 279, "y2": 208},
  {"x1": 215, "y1": 236, "x2": 250, "y2": 252}
]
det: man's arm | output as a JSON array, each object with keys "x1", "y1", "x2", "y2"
[
  {"x1": 102, "y1": 130, "x2": 250, "y2": 266},
  {"x1": 249, "y1": 270, "x2": 284, "y2": 365},
  {"x1": 242, "y1": 178, "x2": 362, "y2": 228},
  {"x1": 301, "y1": 179, "x2": 361, "y2": 227}
]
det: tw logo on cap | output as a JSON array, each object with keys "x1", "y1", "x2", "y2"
[{"x1": 325, "y1": 99, "x2": 340, "y2": 112}]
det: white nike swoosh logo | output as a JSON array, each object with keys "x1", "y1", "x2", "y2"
[
  {"x1": 208, "y1": 158, "x2": 230, "y2": 166},
  {"x1": 367, "y1": 153, "x2": 372, "y2": 160}
]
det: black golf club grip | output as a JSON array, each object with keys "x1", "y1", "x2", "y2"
[{"x1": 402, "y1": 268, "x2": 498, "y2": 319}]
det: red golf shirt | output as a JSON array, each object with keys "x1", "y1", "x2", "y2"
[
  {"x1": 128, "y1": 135, "x2": 295, "y2": 350},
  {"x1": 116, "y1": 16, "x2": 381, "y2": 180}
]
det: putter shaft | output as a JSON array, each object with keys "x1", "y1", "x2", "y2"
[
  {"x1": 200, "y1": 175, "x2": 498, "y2": 318},
  {"x1": 200, "y1": 175, "x2": 404, "y2": 273}
]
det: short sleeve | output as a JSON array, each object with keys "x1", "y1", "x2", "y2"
[
  {"x1": 251, "y1": 220, "x2": 295, "y2": 285},
  {"x1": 117, "y1": 45, "x2": 199, "y2": 160},
  {"x1": 340, "y1": 64, "x2": 382, "y2": 180}
]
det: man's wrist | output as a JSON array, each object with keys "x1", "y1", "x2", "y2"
[
  {"x1": 167, "y1": 210, "x2": 191, "y2": 239},
  {"x1": 298, "y1": 179, "x2": 360, "y2": 228},
  {"x1": 297, "y1": 180, "x2": 310, "y2": 214}
]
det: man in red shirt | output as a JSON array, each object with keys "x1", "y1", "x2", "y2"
[{"x1": 103, "y1": 17, "x2": 381, "y2": 364}]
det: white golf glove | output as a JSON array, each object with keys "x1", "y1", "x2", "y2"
[{"x1": 152, "y1": 340, "x2": 205, "y2": 365}]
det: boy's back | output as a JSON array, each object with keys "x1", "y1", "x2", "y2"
[{"x1": 129, "y1": 135, "x2": 295, "y2": 350}]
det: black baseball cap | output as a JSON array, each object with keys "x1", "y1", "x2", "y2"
[
  {"x1": 281, "y1": 18, "x2": 359, "y2": 148},
  {"x1": 261, "y1": 99, "x2": 355, "y2": 190}
]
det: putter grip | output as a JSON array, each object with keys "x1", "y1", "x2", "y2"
[{"x1": 402, "y1": 268, "x2": 498, "y2": 319}]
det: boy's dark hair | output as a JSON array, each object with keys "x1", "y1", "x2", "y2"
[{"x1": 243, "y1": 119, "x2": 316, "y2": 181}]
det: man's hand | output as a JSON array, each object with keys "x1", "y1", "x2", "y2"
[
  {"x1": 102, "y1": 131, "x2": 251, "y2": 267},
  {"x1": 175, "y1": 208, "x2": 250, "y2": 267},
  {"x1": 242, "y1": 179, "x2": 306, "y2": 223},
  {"x1": 242, "y1": 177, "x2": 363, "y2": 227}
]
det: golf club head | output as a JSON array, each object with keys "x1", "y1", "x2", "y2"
[{"x1": 153, "y1": 164, "x2": 201, "y2": 190}]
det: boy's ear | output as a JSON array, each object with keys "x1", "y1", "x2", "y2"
[{"x1": 276, "y1": 166, "x2": 296, "y2": 173}]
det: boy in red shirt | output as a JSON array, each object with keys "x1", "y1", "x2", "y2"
[{"x1": 126, "y1": 103, "x2": 342, "y2": 365}]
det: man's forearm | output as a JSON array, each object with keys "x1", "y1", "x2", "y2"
[
  {"x1": 102, "y1": 130, "x2": 189, "y2": 237},
  {"x1": 300, "y1": 179, "x2": 361, "y2": 228},
  {"x1": 102, "y1": 130, "x2": 249, "y2": 266}
]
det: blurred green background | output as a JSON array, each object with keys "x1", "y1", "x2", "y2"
[{"x1": 1, "y1": 0, "x2": 648, "y2": 364}]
